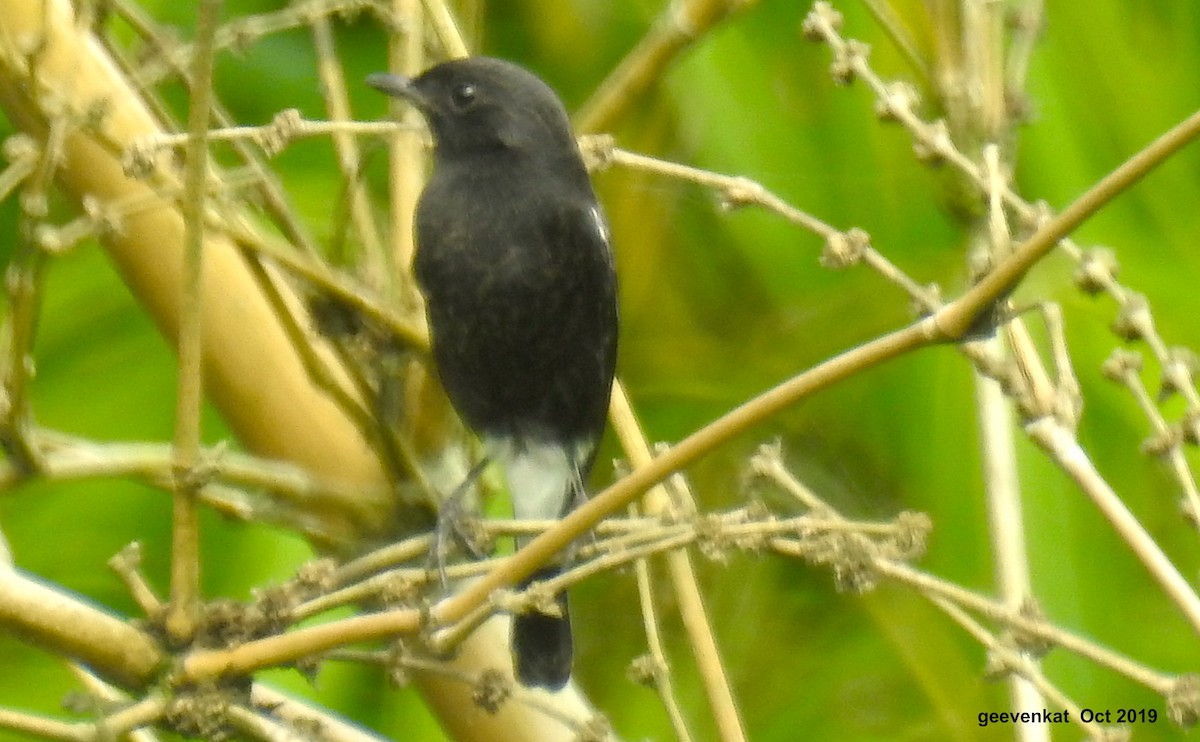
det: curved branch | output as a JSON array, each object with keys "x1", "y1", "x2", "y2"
[{"x1": 0, "y1": 568, "x2": 163, "y2": 688}]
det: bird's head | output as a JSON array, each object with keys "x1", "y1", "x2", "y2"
[{"x1": 367, "y1": 56, "x2": 578, "y2": 158}]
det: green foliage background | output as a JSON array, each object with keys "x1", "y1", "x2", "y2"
[{"x1": 3, "y1": 1, "x2": 1200, "y2": 740}]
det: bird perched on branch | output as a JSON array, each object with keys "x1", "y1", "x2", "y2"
[{"x1": 367, "y1": 57, "x2": 618, "y2": 690}]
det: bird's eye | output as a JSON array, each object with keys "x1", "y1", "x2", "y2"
[{"x1": 450, "y1": 83, "x2": 477, "y2": 111}]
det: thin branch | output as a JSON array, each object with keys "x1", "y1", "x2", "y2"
[
  {"x1": 165, "y1": 0, "x2": 223, "y2": 644},
  {"x1": 1, "y1": 113, "x2": 68, "y2": 475},
  {"x1": 978, "y1": 142, "x2": 1046, "y2": 733},
  {"x1": 226, "y1": 703, "x2": 311, "y2": 742},
  {"x1": 95, "y1": 694, "x2": 168, "y2": 740},
  {"x1": 134, "y1": 0, "x2": 381, "y2": 84},
  {"x1": 806, "y1": 4, "x2": 1200, "y2": 496},
  {"x1": 609, "y1": 384, "x2": 745, "y2": 742},
  {"x1": 221, "y1": 214, "x2": 428, "y2": 350},
  {"x1": 107, "y1": 0, "x2": 324, "y2": 258},
  {"x1": 128, "y1": 115, "x2": 405, "y2": 162},
  {"x1": 751, "y1": 422, "x2": 1181, "y2": 708},
  {"x1": 249, "y1": 686, "x2": 396, "y2": 742},
  {"x1": 419, "y1": 0, "x2": 470, "y2": 58},
  {"x1": 859, "y1": 0, "x2": 929, "y2": 84},
  {"x1": 109, "y1": 543, "x2": 165, "y2": 618},
  {"x1": 1005, "y1": 0, "x2": 1044, "y2": 98},
  {"x1": 179, "y1": 504, "x2": 915, "y2": 680},
  {"x1": 1103, "y1": 349, "x2": 1200, "y2": 518},
  {"x1": 383, "y1": 0, "x2": 426, "y2": 282},
  {"x1": 1026, "y1": 418, "x2": 1200, "y2": 634},
  {"x1": 874, "y1": 559, "x2": 1174, "y2": 696},
  {"x1": 582, "y1": 137, "x2": 938, "y2": 309},
  {"x1": 0, "y1": 707, "x2": 86, "y2": 742},
  {"x1": 737, "y1": 450, "x2": 1177, "y2": 700},
  {"x1": 938, "y1": 105, "x2": 1200, "y2": 338},
  {"x1": 801, "y1": 4, "x2": 1200, "y2": 342},
  {"x1": 68, "y1": 664, "x2": 163, "y2": 742},
  {"x1": 0, "y1": 134, "x2": 37, "y2": 201},
  {"x1": 310, "y1": 15, "x2": 386, "y2": 272},
  {"x1": 629, "y1": 527, "x2": 696, "y2": 742},
  {"x1": 575, "y1": 0, "x2": 756, "y2": 133},
  {"x1": 929, "y1": 597, "x2": 1104, "y2": 739}
]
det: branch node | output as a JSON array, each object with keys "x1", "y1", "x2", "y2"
[
  {"x1": 967, "y1": 339, "x2": 1015, "y2": 382},
  {"x1": 196, "y1": 598, "x2": 272, "y2": 648},
  {"x1": 121, "y1": 138, "x2": 170, "y2": 180},
  {"x1": 719, "y1": 175, "x2": 766, "y2": 211},
  {"x1": 1182, "y1": 408, "x2": 1200, "y2": 447},
  {"x1": 827, "y1": 533, "x2": 878, "y2": 594},
  {"x1": 1017, "y1": 199, "x2": 1054, "y2": 235},
  {"x1": 1160, "y1": 347, "x2": 1199, "y2": 401},
  {"x1": 1140, "y1": 427, "x2": 1181, "y2": 459},
  {"x1": 1167, "y1": 673, "x2": 1200, "y2": 728},
  {"x1": 875, "y1": 82, "x2": 919, "y2": 123},
  {"x1": 1008, "y1": 598, "x2": 1054, "y2": 657},
  {"x1": 912, "y1": 282, "x2": 943, "y2": 323},
  {"x1": 509, "y1": 578, "x2": 564, "y2": 620},
  {"x1": 1101, "y1": 348, "x2": 1142, "y2": 383},
  {"x1": 377, "y1": 572, "x2": 426, "y2": 608},
  {"x1": 912, "y1": 119, "x2": 953, "y2": 165},
  {"x1": 294, "y1": 557, "x2": 339, "y2": 595},
  {"x1": 108, "y1": 541, "x2": 164, "y2": 617},
  {"x1": 1110, "y1": 292, "x2": 1153, "y2": 342},
  {"x1": 819, "y1": 228, "x2": 870, "y2": 269},
  {"x1": 694, "y1": 513, "x2": 733, "y2": 563},
  {"x1": 259, "y1": 108, "x2": 304, "y2": 157},
  {"x1": 578, "y1": 133, "x2": 616, "y2": 172},
  {"x1": 471, "y1": 668, "x2": 512, "y2": 714},
  {"x1": 1052, "y1": 383, "x2": 1084, "y2": 431},
  {"x1": 800, "y1": 2, "x2": 842, "y2": 42},
  {"x1": 1073, "y1": 246, "x2": 1119, "y2": 295},
  {"x1": 626, "y1": 653, "x2": 665, "y2": 687},
  {"x1": 164, "y1": 681, "x2": 243, "y2": 741},
  {"x1": 886, "y1": 511, "x2": 932, "y2": 560},
  {"x1": 982, "y1": 647, "x2": 1017, "y2": 680},
  {"x1": 829, "y1": 40, "x2": 869, "y2": 86}
]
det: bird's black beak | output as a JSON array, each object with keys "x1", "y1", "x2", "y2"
[{"x1": 366, "y1": 72, "x2": 423, "y2": 107}]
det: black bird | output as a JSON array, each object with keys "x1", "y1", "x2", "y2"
[{"x1": 367, "y1": 57, "x2": 618, "y2": 690}]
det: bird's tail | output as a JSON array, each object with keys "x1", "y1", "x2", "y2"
[{"x1": 511, "y1": 565, "x2": 572, "y2": 690}]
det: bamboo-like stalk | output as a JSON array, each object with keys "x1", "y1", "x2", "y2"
[{"x1": 0, "y1": 0, "x2": 400, "y2": 543}]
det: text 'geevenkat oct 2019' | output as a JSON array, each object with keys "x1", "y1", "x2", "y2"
[{"x1": 978, "y1": 708, "x2": 1157, "y2": 727}]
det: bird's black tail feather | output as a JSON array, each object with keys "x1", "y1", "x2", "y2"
[{"x1": 511, "y1": 565, "x2": 572, "y2": 690}]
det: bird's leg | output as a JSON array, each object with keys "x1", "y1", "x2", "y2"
[
  {"x1": 561, "y1": 464, "x2": 594, "y2": 563},
  {"x1": 431, "y1": 456, "x2": 490, "y2": 589},
  {"x1": 564, "y1": 458, "x2": 593, "y2": 512}
]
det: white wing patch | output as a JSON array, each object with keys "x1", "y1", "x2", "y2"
[{"x1": 588, "y1": 205, "x2": 610, "y2": 245}]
